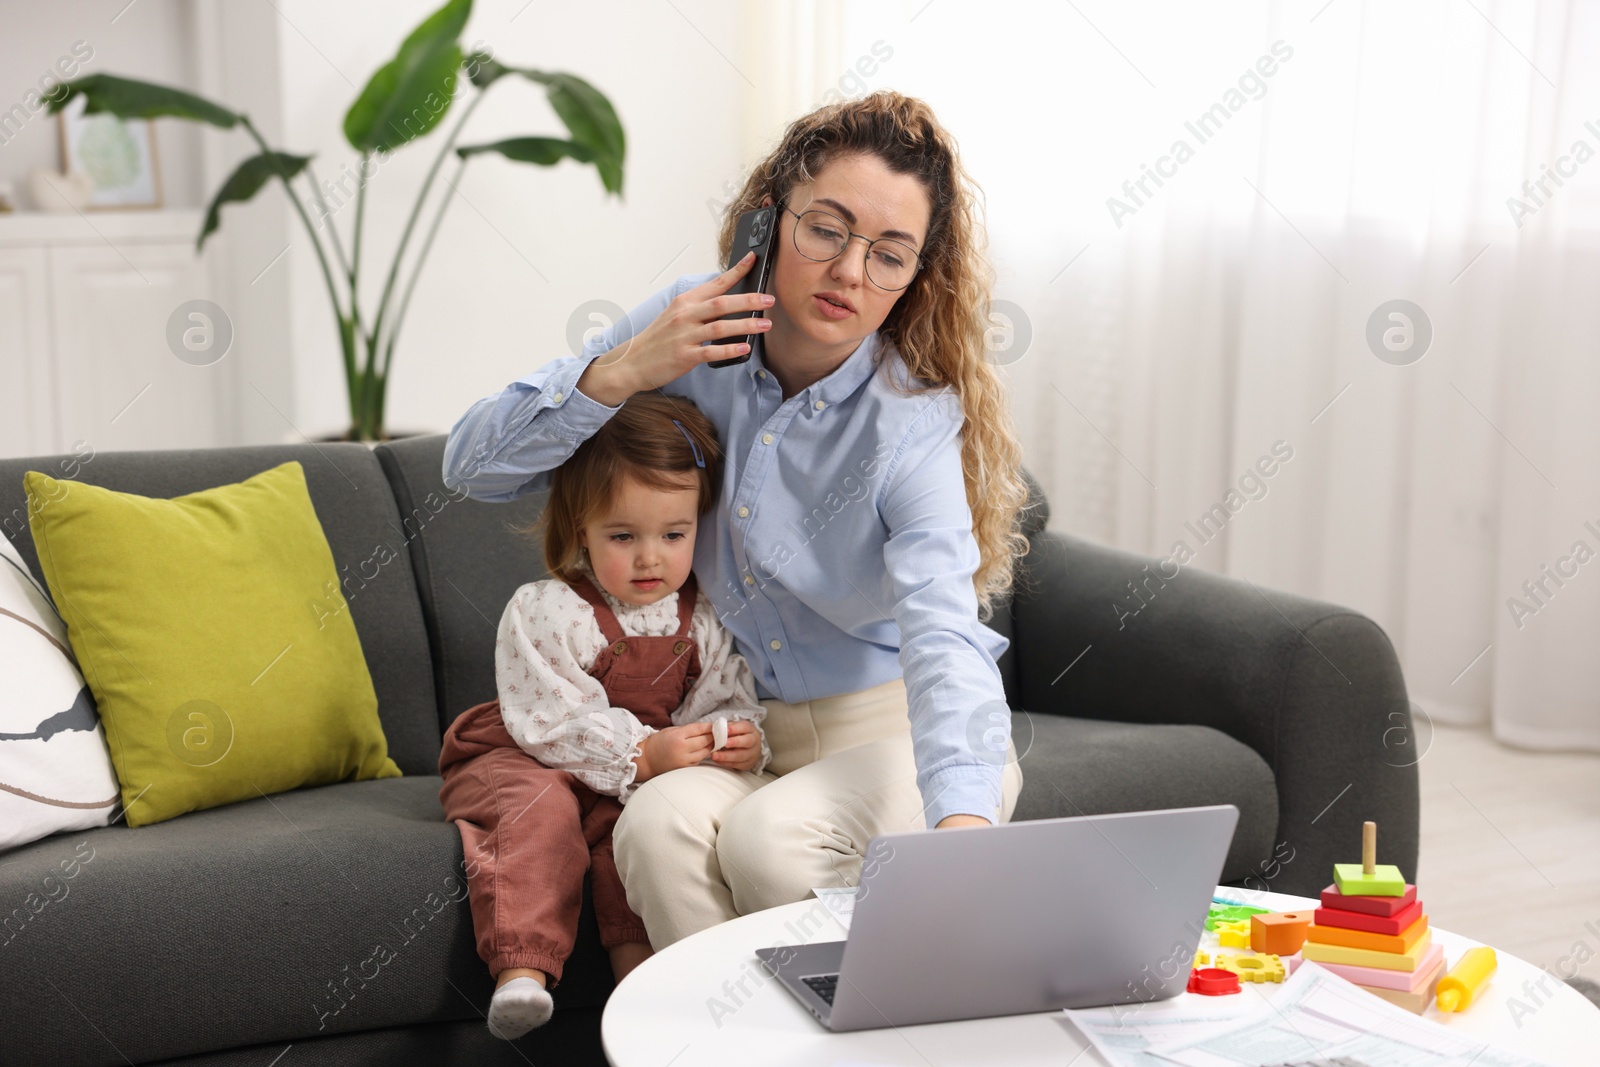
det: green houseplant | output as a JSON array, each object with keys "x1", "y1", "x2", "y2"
[{"x1": 49, "y1": 0, "x2": 624, "y2": 442}]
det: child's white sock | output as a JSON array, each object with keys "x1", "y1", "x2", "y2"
[{"x1": 487, "y1": 977, "x2": 553, "y2": 1040}]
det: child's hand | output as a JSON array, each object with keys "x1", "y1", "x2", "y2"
[
  {"x1": 636, "y1": 723, "x2": 714, "y2": 781},
  {"x1": 709, "y1": 719, "x2": 762, "y2": 772}
]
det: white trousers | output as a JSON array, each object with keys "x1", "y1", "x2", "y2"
[{"x1": 612, "y1": 676, "x2": 1024, "y2": 950}]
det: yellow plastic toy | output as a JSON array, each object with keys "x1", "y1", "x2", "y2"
[
  {"x1": 1217, "y1": 952, "x2": 1287, "y2": 983},
  {"x1": 1192, "y1": 949, "x2": 1287, "y2": 983},
  {"x1": 1216, "y1": 919, "x2": 1252, "y2": 947},
  {"x1": 1436, "y1": 946, "x2": 1497, "y2": 1012}
]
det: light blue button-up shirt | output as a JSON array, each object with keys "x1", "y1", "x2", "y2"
[{"x1": 442, "y1": 271, "x2": 1009, "y2": 826}]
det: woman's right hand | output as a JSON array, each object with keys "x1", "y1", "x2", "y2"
[
  {"x1": 577, "y1": 251, "x2": 775, "y2": 406},
  {"x1": 633, "y1": 723, "x2": 715, "y2": 783}
]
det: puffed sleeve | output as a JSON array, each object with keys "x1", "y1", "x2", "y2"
[
  {"x1": 673, "y1": 589, "x2": 771, "y2": 775},
  {"x1": 495, "y1": 579, "x2": 659, "y2": 801}
]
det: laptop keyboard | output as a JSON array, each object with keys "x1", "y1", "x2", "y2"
[{"x1": 802, "y1": 973, "x2": 840, "y2": 1005}]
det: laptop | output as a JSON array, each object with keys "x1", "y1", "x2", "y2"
[{"x1": 753, "y1": 804, "x2": 1239, "y2": 1031}]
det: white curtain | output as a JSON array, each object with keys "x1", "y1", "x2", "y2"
[{"x1": 773, "y1": 0, "x2": 1600, "y2": 750}]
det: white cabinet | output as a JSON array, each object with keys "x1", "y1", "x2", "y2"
[
  {"x1": 0, "y1": 211, "x2": 222, "y2": 459},
  {"x1": 0, "y1": 248, "x2": 53, "y2": 459}
]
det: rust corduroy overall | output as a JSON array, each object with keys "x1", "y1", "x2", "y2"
[{"x1": 437, "y1": 573, "x2": 701, "y2": 982}]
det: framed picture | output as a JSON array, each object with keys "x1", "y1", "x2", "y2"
[{"x1": 57, "y1": 95, "x2": 162, "y2": 209}]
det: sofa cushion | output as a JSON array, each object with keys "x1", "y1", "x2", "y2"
[
  {"x1": 1010, "y1": 712, "x2": 1279, "y2": 884},
  {"x1": 0, "y1": 537, "x2": 120, "y2": 849},
  {"x1": 23, "y1": 461, "x2": 401, "y2": 828},
  {"x1": 0, "y1": 776, "x2": 617, "y2": 1065},
  {"x1": 0, "y1": 444, "x2": 441, "y2": 776},
  {"x1": 373, "y1": 435, "x2": 550, "y2": 732}
]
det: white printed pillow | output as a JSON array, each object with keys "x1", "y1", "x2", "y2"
[{"x1": 1, "y1": 536, "x2": 119, "y2": 851}]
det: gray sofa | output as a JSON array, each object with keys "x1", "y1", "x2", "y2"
[{"x1": 0, "y1": 433, "x2": 1418, "y2": 1066}]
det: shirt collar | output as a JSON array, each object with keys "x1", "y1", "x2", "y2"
[{"x1": 746, "y1": 329, "x2": 884, "y2": 416}]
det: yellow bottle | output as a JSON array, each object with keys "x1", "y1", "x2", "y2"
[{"x1": 1436, "y1": 947, "x2": 1497, "y2": 1012}]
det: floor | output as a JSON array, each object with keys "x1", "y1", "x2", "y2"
[{"x1": 1414, "y1": 722, "x2": 1600, "y2": 980}]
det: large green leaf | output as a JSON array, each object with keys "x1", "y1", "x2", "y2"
[
  {"x1": 543, "y1": 74, "x2": 624, "y2": 164},
  {"x1": 47, "y1": 73, "x2": 238, "y2": 128},
  {"x1": 198, "y1": 152, "x2": 312, "y2": 249},
  {"x1": 457, "y1": 137, "x2": 599, "y2": 167},
  {"x1": 343, "y1": 0, "x2": 472, "y2": 153},
  {"x1": 457, "y1": 59, "x2": 624, "y2": 195}
]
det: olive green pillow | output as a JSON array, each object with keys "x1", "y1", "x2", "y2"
[{"x1": 24, "y1": 460, "x2": 400, "y2": 828}]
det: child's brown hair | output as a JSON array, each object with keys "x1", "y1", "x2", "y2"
[{"x1": 517, "y1": 392, "x2": 723, "y2": 584}]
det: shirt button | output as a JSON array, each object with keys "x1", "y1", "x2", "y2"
[
  {"x1": 761, "y1": 433, "x2": 774, "y2": 445},
  {"x1": 744, "y1": 575, "x2": 755, "y2": 586},
  {"x1": 814, "y1": 400, "x2": 826, "y2": 411},
  {"x1": 757, "y1": 369, "x2": 767, "y2": 379},
  {"x1": 738, "y1": 505, "x2": 750, "y2": 518},
  {"x1": 552, "y1": 392, "x2": 564, "y2": 403},
  {"x1": 769, "y1": 639, "x2": 782, "y2": 651}
]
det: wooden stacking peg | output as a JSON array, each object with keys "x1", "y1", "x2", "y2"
[{"x1": 1332, "y1": 820, "x2": 1406, "y2": 896}]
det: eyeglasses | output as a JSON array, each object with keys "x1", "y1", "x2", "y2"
[{"x1": 777, "y1": 201, "x2": 923, "y2": 291}]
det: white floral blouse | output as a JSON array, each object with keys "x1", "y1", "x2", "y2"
[{"x1": 494, "y1": 560, "x2": 771, "y2": 801}]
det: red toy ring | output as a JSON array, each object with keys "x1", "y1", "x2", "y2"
[{"x1": 1186, "y1": 967, "x2": 1242, "y2": 995}]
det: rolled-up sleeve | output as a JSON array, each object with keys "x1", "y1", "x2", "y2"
[
  {"x1": 442, "y1": 277, "x2": 691, "y2": 502},
  {"x1": 879, "y1": 390, "x2": 1010, "y2": 828}
]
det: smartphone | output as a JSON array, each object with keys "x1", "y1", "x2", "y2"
[{"x1": 708, "y1": 204, "x2": 779, "y2": 368}]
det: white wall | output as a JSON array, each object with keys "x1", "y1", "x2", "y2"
[{"x1": 192, "y1": 0, "x2": 293, "y2": 449}]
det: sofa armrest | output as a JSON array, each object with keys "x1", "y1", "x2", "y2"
[{"x1": 1007, "y1": 530, "x2": 1419, "y2": 898}]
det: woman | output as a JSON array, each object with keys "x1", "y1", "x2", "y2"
[{"x1": 443, "y1": 90, "x2": 1031, "y2": 951}]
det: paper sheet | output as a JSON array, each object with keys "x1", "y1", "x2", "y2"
[
  {"x1": 1144, "y1": 962, "x2": 1560, "y2": 1067},
  {"x1": 1063, "y1": 994, "x2": 1256, "y2": 1067},
  {"x1": 810, "y1": 886, "x2": 856, "y2": 931}
]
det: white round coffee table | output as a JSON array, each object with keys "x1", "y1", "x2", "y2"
[{"x1": 601, "y1": 885, "x2": 1597, "y2": 1066}]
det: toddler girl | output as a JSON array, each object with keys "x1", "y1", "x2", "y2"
[{"x1": 437, "y1": 393, "x2": 770, "y2": 1040}]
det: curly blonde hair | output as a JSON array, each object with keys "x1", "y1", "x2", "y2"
[{"x1": 717, "y1": 90, "x2": 1030, "y2": 618}]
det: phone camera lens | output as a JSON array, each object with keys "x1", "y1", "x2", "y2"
[{"x1": 749, "y1": 212, "x2": 771, "y2": 246}]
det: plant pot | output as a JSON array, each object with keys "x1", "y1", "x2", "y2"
[
  {"x1": 317, "y1": 428, "x2": 433, "y2": 449},
  {"x1": 284, "y1": 428, "x2": 434, "y2": 448}
]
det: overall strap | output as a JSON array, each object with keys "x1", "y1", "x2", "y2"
[
  {"x1": 673, "y1": 573, "x2": 699, "y2": 637},
  {"x1": 567, "y1": 574, "x2": 626, "y2": 644}
]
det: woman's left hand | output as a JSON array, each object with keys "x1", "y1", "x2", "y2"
[{"x1": 709, "y1": 719, "x2": 763, "y2": 772}]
